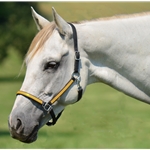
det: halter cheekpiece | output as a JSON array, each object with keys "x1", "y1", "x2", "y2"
[{"x1": 16, "y1": 23, "x2": 83, "y2": 126}]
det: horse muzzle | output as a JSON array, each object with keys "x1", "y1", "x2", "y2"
[
  {"x1": 8, "y1": 115, "x2": 39, "y2": 143},
  {"x1": 8, "y1": 106, "x2": 42, "y2": 143},
  {"x1": 8, "y1": 120, "x2": 38, "y2": 143}
]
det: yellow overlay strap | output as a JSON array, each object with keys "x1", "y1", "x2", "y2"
[
  {"x1": 16, "y1": 78, "x2": 75, "y2": 105},
  {"x1": 16, "y1": 91, "x2": 43, "y2": 104},
  {"x1": 51, "y1": 78, "x2": 74, "y2": 104}
]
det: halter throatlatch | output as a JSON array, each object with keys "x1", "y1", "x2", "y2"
[{"x1": 16, "y1": 23, "x2": 83, "y2": 126}]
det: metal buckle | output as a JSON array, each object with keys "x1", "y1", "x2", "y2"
[
  {"x1": 42, "y1": 102, "x2": 52, "y2": 112},
  {"x1": 75, "y1": 51, "x2": 80, "y2": 60}
]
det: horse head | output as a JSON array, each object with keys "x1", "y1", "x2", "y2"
[{"x1": 8, "y1": 7, "x2": 88, "y2": 143}]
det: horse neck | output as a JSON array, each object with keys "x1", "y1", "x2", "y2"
[
  {"x1": 74, "y1": 16, "x2": 150, "y2": 103},
  {"x1": 76, "y1": 14, "x2": 150, "y2": 86},
  {"x1": 77, "y1": 14, "x2": 150, "y2": 63},
  {"x1": 76, "y1": 20, "x2": 119, "y2": 69}
]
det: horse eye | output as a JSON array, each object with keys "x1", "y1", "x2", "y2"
[{"x1": 44, "y1": 61, "x2": 59, "y2": 70}]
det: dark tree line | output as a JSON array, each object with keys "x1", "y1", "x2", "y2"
[{"x1": 0, "y1": 2, "x2": 44, "y2": 63}]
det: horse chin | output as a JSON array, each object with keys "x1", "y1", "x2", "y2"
[
  {"x1": 10, "y1": 130, "x2": 38, "y2": 143},
  {"x1": 9, "y1": 125, "x2": 39, "y2": 143},
  {"x1": 23, "y1": 131, "x2": 38, "y2": 143}
]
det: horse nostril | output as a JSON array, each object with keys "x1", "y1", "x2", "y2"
[{"x1": 16, "y1": 119, "x2": 22, "y2": 130}]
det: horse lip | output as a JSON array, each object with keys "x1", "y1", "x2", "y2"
[
  {"x1": 9, "y1": 124, "x2": 39, "y2": 143},
  {"x1": 22, "y1": 125, "x2": 39, "y2": 143},
  {"x1": 10, "y1": 129, "x2": 38, "y2": 143},
  {"x1": 23, "y1": 132, "x2": 38, "y2": 143}
]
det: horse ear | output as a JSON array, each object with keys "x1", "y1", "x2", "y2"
[
  {"x1": 52, "y1": 7, "x2": 71, "y2": 36},
  {"x1": 31, "y1": 7, "x2": 50, "y2": 31}
]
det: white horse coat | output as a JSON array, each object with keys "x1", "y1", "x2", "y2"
[
  {"x1": 8, "y1": 8, "x2": 150, "y2": 143},
  {"x1": 79, "y1": 14, "x2": 150, "y2": 103}
]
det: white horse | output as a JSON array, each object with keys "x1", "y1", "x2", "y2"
[{"x1": 8, "y1": 7, "x2": 150, "y2": 143}]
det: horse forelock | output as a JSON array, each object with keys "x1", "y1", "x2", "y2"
[{"x1": 25, "y1": 22, "x2": 56, "y2": 63}]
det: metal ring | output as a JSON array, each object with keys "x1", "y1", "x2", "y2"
[
  {"x1": 75, "y1": 51, "x2": 80, "y2": 60},
  {"x1": 72, "y1": 72, "x2": 81, "y2": 88},
  {"x1": 72, "y1": 72, "x2": 81, "y2": 81}
]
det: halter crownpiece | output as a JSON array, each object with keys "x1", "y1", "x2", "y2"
[{"x1": 16, "y1": 23, "x2": 83, "y2": 126}]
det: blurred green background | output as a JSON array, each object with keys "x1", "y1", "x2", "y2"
[{"x1": 1, "y1": 2, "x2": 150, "y2": 148}]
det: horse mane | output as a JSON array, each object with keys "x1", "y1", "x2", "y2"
[
  {"x1": 26, "y1": 22, "x2": 56, "y2": 63},
  {"x1": 79, "y1": 11, "x2": 150, "y2": 23},
  {"x1": 26, "y1": 11, "x2": 150, "y2": 63}
]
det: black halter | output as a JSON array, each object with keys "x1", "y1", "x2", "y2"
[
  {"x1": 46, "y1": 23, "x2": 83, "y2": 125},
  {"x1": 68, "y1": 22, "x2": 83, "y2": 101},
  {"x1": 16, "y1": 23, "x2": 83, "y2": 126}
]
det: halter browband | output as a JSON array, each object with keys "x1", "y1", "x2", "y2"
[{"x1": 16, "y1": 23, "x2": 83, "y2": 126}]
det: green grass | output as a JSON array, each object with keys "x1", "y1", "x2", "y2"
[
  {"x1": 1, "y1": 2, "x2": 150, "y2": 148},
  {"x1": 39, "y1": 2, "x2": 150, "y2": 21}
]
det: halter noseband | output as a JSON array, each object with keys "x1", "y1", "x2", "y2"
[{"x1": 16, "y1": 23, "x2": 83, "y2": 126}]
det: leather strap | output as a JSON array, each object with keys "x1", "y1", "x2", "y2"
[
  {"x1": 68, "y1": 23, "x2": 83, "y2": 101},
  {"x1": 68, "y1": 23, "x2": 80, "y2": 73}
]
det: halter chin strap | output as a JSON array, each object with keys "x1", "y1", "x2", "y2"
[{"x1": 16, "y1": 23, "x2": 83, "y2": 126}]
